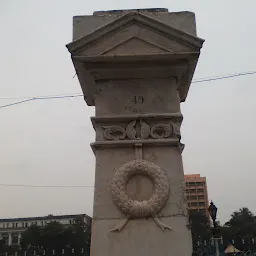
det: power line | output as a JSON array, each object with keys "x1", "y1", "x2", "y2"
[
  {"x1": 1, "y1": 70, "x2": 256, "y2": 100},
  {"x1": 192, "y1": 70, "x2": 255, "y2": 81},
  {"x1": 0, "y1": 70, "x2": 256, "y2": 109},
  {"x1": 0, "y1": 92, "x2": 82, "y2": 100},
  {"x1": 192, "y1": 71, "x2": 256, "y2": 83},
  {"x1": 0, "y1": 184, "x2": 93, "y2": 188},
  {"x1": 0, "y1": 94, "x2": 83, "y2": 109}
]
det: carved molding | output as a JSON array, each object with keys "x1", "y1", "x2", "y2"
[
  {"x1": 103, "y1": 125, "x2": 126, "y2": 140},
  {"x1": 91, "y1": 113, "x2": 183, "y2": 124},
  {"x1": 126, "y1": 120, "x2": 150, "y2": 140},
  {"x1": 91, "y1": 139, "x2": 179, "y2": 153},
  {"x1": 172, "y1": 123, "x2": 181, "y2": 140},
  {"x1": 150, "y1": 123, "x2": 173, "y2": 139},
  {"x1": 102, "y1": 119, "x2": 180, "y2": 141}
]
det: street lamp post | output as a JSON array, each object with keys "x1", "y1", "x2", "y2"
[{"x1": 208, "y1": 201, "x2": 221, "y2": 256}]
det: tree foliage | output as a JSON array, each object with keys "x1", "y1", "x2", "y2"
[
  {"x1": 189, "y1": 210, "x2": 211, "y2": 240},
  {"x1": 18, "y1": 207, "x2": 256, "y2": 255},
  {"x1": 189, "y1": 210, "x2": 211, "y2": 254},
  {"x1": 221, "y1": 208, "x2": 256, "y2": 251},
  {"x1": 189, "y1": 207, "x2": 256, "y2": 253},
  {"x1": 20, "y1": 216, "x2": 91, "y2": 256},
  {"x1": 225, "y1": 207, "x2": 256, "y2": 235}
]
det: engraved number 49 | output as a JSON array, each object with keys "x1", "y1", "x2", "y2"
[{"x1": 131, "y1": 96, "x2": 144, "y2": 104}]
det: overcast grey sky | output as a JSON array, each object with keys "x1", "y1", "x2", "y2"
[{"x1": 0, "y1": 0, "x2": 255, "y2": 224}]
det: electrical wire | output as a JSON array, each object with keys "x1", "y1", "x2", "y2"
[
  {"x1": 0, "y1": 184, "x2": 93, "y2": 188},
  {"x1": 0, "y1": 70, "x2": 255, "y2": 188},
  {"x1": 192, "y1": 71, "x2": 256, "y2": 83},
  {"x1": 0, "y1": 92, "x2": 82, "y2": 100},
  {"x1": 0, "y1": 95, "x2": 83, "y2": 109},
  {"x1": 0, "y1": 70, "x2": 255, "y2": 109}
]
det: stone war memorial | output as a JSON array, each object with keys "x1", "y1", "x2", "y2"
[{"x1": 67, "y1": 8, "x2": 204, "y2": 256}]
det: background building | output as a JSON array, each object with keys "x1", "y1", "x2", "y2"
[
  {"x1": 184, "y1": 174, "x2": 209, "y2": 214},
  {"x1": 0, "y1": 214, "x2": 91, "y2": 246}
]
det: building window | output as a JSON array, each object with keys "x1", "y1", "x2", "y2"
[
  {"x1": 2, "y1": 235, "x2": 8, "y2": 245},
  {"x1": 191, "y1": 202, "x2": 198, "y2": 207},
  {"x1": 12, "y1": 223, "x2": 15, "y2": 228},
  {"x1": 199, "y1": 202, "x2": 205, "y2": 206},
  {"x1": 198, "y1": 195, "x2": 205, "y2": 199},
  {"x1": 15, "y1": 223, "x2": 18, "y2": 228},
  {"x1": 188, "y1": 195, "x2": 197, "y2": 200},
  {"x1": 3, "y1": 224, "x2": 5, "y2": 228},
  {"x1": 35, "y1": 222, "x2": 37, "y2": 226},
  {"x1": 189, "y1": 189, "x2": 196, "y2": 193},
  {"x1": 25, "y1": 223, "x2": 28, "y2": 227},
  {"x1": 6, "y1": 223, "x2": 9, "y2": 228},
  {"x1": 197, "y1": 188, "x2": 204, "y2": 193},
  {"x1": 41, "y1": 221, "x2": 44, "y2": 226},
  {"x1": 12, "y1": 234, "x2": 18, "y2": 245}
]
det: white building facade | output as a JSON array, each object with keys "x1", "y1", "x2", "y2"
[{"x1": 0, "y1": 214, "x2": 91, "y2": 246}]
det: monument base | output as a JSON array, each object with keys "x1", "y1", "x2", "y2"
[{"x1": 90, "y1": 216, "x2": 192, "y2": 256}]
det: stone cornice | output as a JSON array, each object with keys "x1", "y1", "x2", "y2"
[
  {"x1": 72, "y1": 52, "x2": 200, "y2": 63},
  {"x1": 91, "y1": 138, "x2": 179, "y2": 151},
  {"x1": 71, "y1": 53, "x2": 199, "y2": 105},
  {"x1": 91, "y1": 112, "x2": 183, "y2": 129},
  {"x1": 66, "y1": 12, "x2": 204, "y2": 55}
]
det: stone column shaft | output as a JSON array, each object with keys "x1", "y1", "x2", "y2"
[
  {"x1": 8, "y1": 233, "x2": 12, "y2": 246},
  {"x1": 67, "y1": 8, "x2": 204, "y2": 256}
]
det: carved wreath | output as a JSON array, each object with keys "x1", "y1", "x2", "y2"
[{"x1": 110, "y1": 160, "x2": 171, "y2": 231}]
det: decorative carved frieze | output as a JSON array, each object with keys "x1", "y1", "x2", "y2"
[
  {"x1": 102, "y1": 119, "x2": 180, "y2": 141},
  {"x1": 103, "y1": 125, "x2": 126, "y2": 140},
  {"x1": 150, "y1": 123, "x2": 173, "y2": 139},
  {"x1": 126, "y1": 120, "x2": 150, "y2": 140}
]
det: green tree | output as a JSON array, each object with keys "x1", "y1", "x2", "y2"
[
  {"x1": 20, "y1": 218, "x2": 91, "y2": 256},
  {"x1": 189, "y1": 210, "x2": 211, "y2": 254},
  {"x1": 222, "y1": 208, "x2": 256, "y2": 251},
  {"x1": 41, "y1": 222, "x2": 70, "y2": 253},
  {"x1": 189, "y1": 210, "x2": 211, "y2": 240},
  {"x1": 225, "y1": 208, "x2": 256, "y2": 234},
  {"x1": 70, "y1": 216, "x2": 91, "y2": 255},
  {"x1": 20, "y1": 224, "x2": 41, "y2": 251},
  {"x1": 0, "y1": 236, "x2": 7, "y2": 253}
]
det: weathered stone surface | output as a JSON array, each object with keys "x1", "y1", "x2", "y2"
[
  {"x1": 94, "y1": 78, "x2": 180, "y2": 116},
  {"x1": 73, "y1": 10, "x2": 197, "y2": 41},
  {"x1": 67, "y1": 11, "x2": 204, "y2": 105},
  {"x1": 92, "y1": 147, "x2": 187, "y2": 220},
  {"x1": 90, "y1": 217, "x2": 192, "y2": 256},
  {"x1": 67, "y1": 8, "x2": 204, "y2": 256}
]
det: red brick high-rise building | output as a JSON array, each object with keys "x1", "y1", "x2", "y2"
[{"x1": 184, "y1": 174, "x2": 209, "y2": 214}]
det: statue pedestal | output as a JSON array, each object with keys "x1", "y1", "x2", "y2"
[{"x1": 67, "y1": 8, "x2": 204, "y2": 256}]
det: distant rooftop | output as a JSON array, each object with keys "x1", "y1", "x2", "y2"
[
  {"x1": 184, "y1": 174, "x2": 206, "y2": 181},
  {"x1": 0, "y1": 214, "x2": 91, "y2": 223},
  {"x1": 93, "y1": 8, "x2": 168, "y2": 16}
]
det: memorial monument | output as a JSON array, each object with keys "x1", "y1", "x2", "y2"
[{"x1": 67, "y1": 8, "x2": 204, "y2": 256}]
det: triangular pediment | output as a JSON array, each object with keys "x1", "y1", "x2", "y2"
[
  {"x1": 67, "y1": 12, "x2": 204, "y2": 57},
  {"x1": 101, "y1": 36, "x2": 171, "y2": 55}
]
